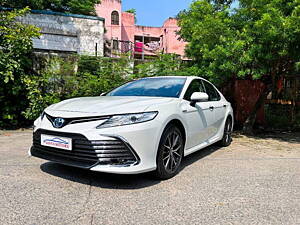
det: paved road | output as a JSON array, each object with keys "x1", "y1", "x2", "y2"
[{"x1": 0, "y1": 130, "x2": 299, "y2": 225}]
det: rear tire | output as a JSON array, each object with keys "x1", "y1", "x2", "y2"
[
  {"x1": 219, "y1": 117, "x2": 233, "y2": 147},
  {"x1": 154, "y1": 125, "x2": 184, "y2": 180}
]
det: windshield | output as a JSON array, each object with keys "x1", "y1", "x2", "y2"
[{"x1": 107, "y1": 77, "x2": 186, "y2": 98}]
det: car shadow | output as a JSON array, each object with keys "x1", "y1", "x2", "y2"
[
  {"x1": 180, "y1": 144, "x2": 221, "y2": 171},
  {"x1": 40, "y1": 144, "x2": 222, "y2": 189},
  {"x1": 40, "y1": 162, "x2": 160, "y2": 190}
]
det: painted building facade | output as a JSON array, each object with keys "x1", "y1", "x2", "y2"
[
  {"x1": 19, "y1": 10, "x2": 105, "y2": 56},
  {"x1": 95, "y1": 0, "x2": 187, "y2": 59}
]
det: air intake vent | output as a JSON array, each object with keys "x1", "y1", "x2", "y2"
[{"x1": 31, "y1": 129, "x2": 139, "y2": 169}]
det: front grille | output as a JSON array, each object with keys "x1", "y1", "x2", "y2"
[
  {"x1": 45, "y1": 113, "x2": 110, "y2": 128},
  {"x1": 31, "y1": 129, "x2": 139, "y2": 169}
]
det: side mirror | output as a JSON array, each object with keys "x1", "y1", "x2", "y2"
[
  {"x1": 190, "y1": 92, "x2": 208, "y2": 107},
  {"x1": 100, "y1": 92, "x2": 107, "y2": 96}
]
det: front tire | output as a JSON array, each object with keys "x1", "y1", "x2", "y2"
[
  {"x1": 219, "y1": 117, "x2": 233, "y2": 147},
  {"x1": 154, "y1": 125, "x2": 184, "y2": 180}
]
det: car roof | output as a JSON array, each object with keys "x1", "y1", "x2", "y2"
[{"x1": 141, "y1": 76, "x2": 209, "y2": 83}]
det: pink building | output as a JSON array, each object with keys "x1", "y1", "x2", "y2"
[{"x1": 95, "y1": 0, "x2": 187, "y2": 59}]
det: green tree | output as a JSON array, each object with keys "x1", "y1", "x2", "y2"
[
  {"x1": 0, "y1": 7, "x2": 40, "y2": 127},
  {"x1": 178, "y1": 0, "x2": 300, "y2": 133},
  {"x1": 2, "y1": 0, "x2": 101, "y2": 16},
  {"x1": 134, "y1": 54, "x2": 200, "y2": 78}
]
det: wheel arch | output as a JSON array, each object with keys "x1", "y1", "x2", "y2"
[
  {"x1": 154, "y1": 118, "x2": 187, "y2": 178},
  {"x1": 163, "y1": 119, "x2": 187, "y2": 148},
  {"x1": 226, "y1": 112, "x2": 234, "y2": 128}
]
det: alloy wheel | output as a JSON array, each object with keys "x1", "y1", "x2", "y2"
[
  {"x1": 162, "y1": 130, "x2": 183, "y2": 173},
  {"x1": 224, "y1": 119, "x2": 232, "y2": 144}
]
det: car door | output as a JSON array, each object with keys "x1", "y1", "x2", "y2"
[
  {"x1": 202, "y1": 80, "x2": 226, "y2": 138},
  {"x1": 181, "y1": 79, "x2": 215, "y2": 149}
]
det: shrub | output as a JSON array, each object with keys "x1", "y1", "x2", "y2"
[
  {"x1": 23, "y1": 55, "x2": 131, "y2": 120},
  {"x1": 265, "y1": 104, "x2": 300, "y2": 130},
  {"x1": 0, "y1": 8, "x2": 40, "y2": 128},
  {"x1": 134, "y1": 54, "x2": 201, "y2": 79}
]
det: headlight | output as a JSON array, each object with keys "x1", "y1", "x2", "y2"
[{"x1": 96, "y1": 112, "x2": 158, "y2": 129}]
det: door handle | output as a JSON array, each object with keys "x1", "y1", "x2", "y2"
[{"x1": 209, "y1": 106, "x2": 214, "y2": 111}]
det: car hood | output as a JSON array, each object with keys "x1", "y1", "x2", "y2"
[{"x1": 45, "y1": 96, "x2": 175, "y2": 117}]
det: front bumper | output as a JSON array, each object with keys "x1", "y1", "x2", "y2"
[{"x1": 30, "y1": 119, "x2": 161, "y2": 174}]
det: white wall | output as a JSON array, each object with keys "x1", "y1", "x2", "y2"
[{"x1": 19, "y1": 12, "x2": 104, "y2": 56}]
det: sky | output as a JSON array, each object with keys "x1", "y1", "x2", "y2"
[{"x1": 122, "y1": 0, "x2": 194, "y2": 27}]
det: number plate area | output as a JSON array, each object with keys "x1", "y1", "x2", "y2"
[{"x1": 41, "y1": 134, "x2": 72, "y2": 151}]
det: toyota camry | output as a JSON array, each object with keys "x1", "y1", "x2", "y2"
[{"x1": 30, "y1": 76, "x2": 234, "y2": 179}]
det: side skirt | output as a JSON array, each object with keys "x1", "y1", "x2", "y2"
[{"x1": 183, "y1": 132, "x2": 223, "y2": 157}]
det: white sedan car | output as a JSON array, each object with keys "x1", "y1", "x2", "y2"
[{"x1": 30, "y1": 76, "x2": 233, "y2": 179}]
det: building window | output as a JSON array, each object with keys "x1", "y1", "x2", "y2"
[
  {"x1": 112, "y1": 39, "x2": 119, "y2": 50},
  {"x1": 111, "y1": 11, "x2": 119, "y2": 25}
]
